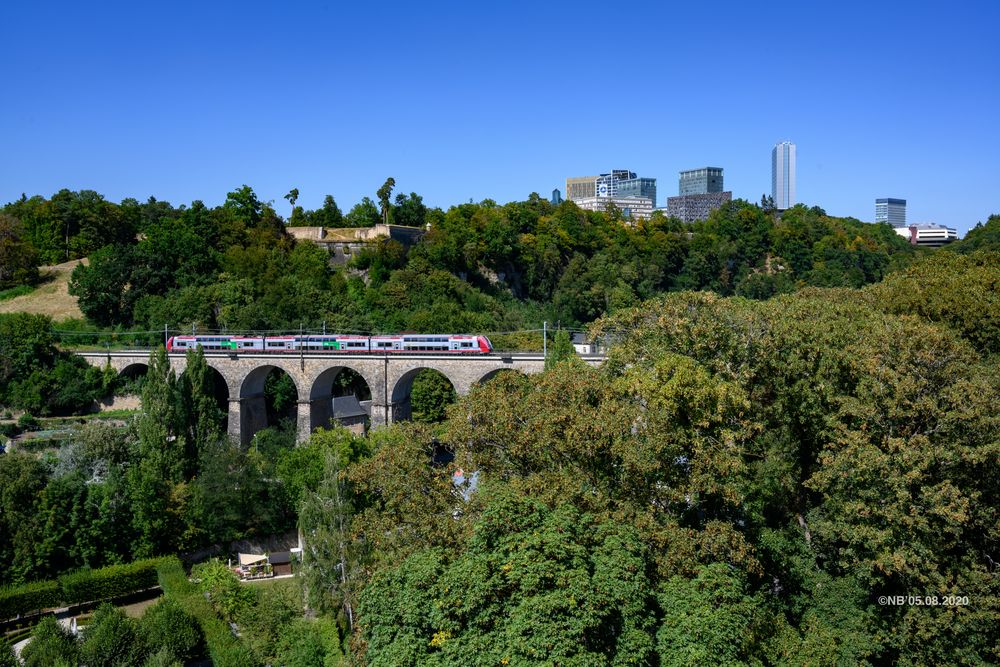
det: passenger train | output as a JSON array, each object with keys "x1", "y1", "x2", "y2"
[{"x1": 166, "y1": 334, "x2": 494, "y2": 354}]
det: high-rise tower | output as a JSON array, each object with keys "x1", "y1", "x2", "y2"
[
  {"x1": 771, "y1": 141, "x2": 796, "y2": 210},
  {"x1": 667, "y1": 167, "x2": 731, "y2": 223},
  {"x1": 875, "y1": 198, "x2": 906, "y2": 227},
  {"x1": 678, "y1": 167, "x2": 724, "y2": 195}
]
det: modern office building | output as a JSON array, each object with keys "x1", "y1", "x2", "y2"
[
  {"x1": 551, "y1": 189, "x2": 563, "y2": 205},
  {"x1": 595, "y1": 169, "x2": 637, "y2": 197},
  {"x1": 875, "y1": 198, "x2": 906, "y2": 227},
  {"x1": 614, "y1": 176, "x2": 657, "y2": 205},
  {"x1": 679, "y1": 167, "x2": 724, "y2": 195},
  {"x1": 566, "y1": 169, "x2": 657, "y2": 207},
  {"x1": 771, "y1": 141, "x2": 796, "y2": 210},
  {"x1": 894, "y1": 223, "x2": 957, "y2": 248},
  {"x1": 573, "y1": 196, "x2": 655, "y2": 221},
  {"x1": 566, "y1": 175, "x2": 597, "y2": 200},
  {"x1": 666, "y1": 166, "x2": 731, "y2": 222},
  {"x1": 666, "y1": 192, "x2": 733, "y2": 223}
]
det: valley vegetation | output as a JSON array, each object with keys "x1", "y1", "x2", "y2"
[{"x1": 0, "y1": 184, "x2": 998, "y2": 664}]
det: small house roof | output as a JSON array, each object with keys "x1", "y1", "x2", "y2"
[
  {"x1": 269, "y1": 551, "x2": 292, "y2": 565},
  {"x1": 238, "y1": 553, "x2": 268, "y2": 566},
  {"x1": 333, "y1": 395, "x2": 368, "y2": 419}
]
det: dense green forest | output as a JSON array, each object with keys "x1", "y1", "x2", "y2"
[
  {"x1": 2, "y1": 185, "x2": 933, "y2": 338},
  {"x1": 1, "y1": 186, "x2": 998, "y2": 664},
  {"x1": 0, "y1": 344, "x2": 314, "y2": 584},
  {"x1": 338, "y1": 251, "x2": 999, "y2": 665},
  {"x1": 1, "y1": 184, "x2": 948, "y2": 418}
]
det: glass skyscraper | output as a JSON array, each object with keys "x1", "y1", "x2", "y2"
[
  {"x1": 614, "y1": 177, "x2": 657, "y2": 206},
  {"x1": 678, "y1": 167, "x2": 724, "y2": 195},
  {"x1": 875, "y1": 198, "x2": 906, "y2": 227},
  {"x1": 771, "y1": 141, "x2": 796, "y2": 210}
]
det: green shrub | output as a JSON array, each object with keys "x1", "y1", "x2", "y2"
[
  {"x1": 0, "y1": 580, "x2": 61, "y2": 619},
  {"x1": 139, "y1": 598, "x2": 203, "y2": 663},
  {"x1": 59, "y1": 558, "x2": 161, "y2": 605},
  {"x1": 0, "y1": 642, "x2": 18, "y2": 667},
  {"x1": 236, "y1": 582, "x2": 298, "y2": 665},
  {"x1": 142, "y1": 646, "x2": 183, "y2": 667},
  {"x1": 191, "y1": 559, "x2": 256, "y2": 622},
  {"x1": 275, "y1": 617, "x2": 344, "y2": 667},
  {"x1": 156, "y1": 557, "x2": 255, "y2": 667},
  {"x1": 20, "y1": 615, "x2": 78, "y2": 667},
  {"x1": 16, "y1": 413, "x2": 39, "y2": 430},
  {"x1": 79, "y1": 603, "x2": 145, "y2": 667}
]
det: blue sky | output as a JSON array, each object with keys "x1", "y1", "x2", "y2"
[{"x1": 2, "y1": 1, "x2": 997, "y2": 235}]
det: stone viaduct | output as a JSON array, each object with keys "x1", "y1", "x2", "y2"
[{"x1": 77, "y1": 351, "x2": 604, "y2": 445}]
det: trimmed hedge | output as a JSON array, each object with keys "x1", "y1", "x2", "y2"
[
  {"x1": 0, "y1": 558, "x2": 164, "y2": 621},
  {"x1": 156, "y1": 557, "x2": 255, "y2": 667},
  {"x1": 2, "y1": 557, "x2": 254, "y2": 667},
  {"x1": 0, "y1": 580, "x2": 60, "y2": 620},
  {"x1": 59, "y1": 558, "x2": 162, "y2": 606}
]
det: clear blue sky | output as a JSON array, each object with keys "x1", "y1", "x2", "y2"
[{"x1": 2, "y1": 1, "x2": 997, "y2": 235}]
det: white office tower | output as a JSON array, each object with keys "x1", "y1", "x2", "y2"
[
  {"x1": 875, "y1": 198, "x2": 906, "y2": 227},
  {"x1": 771, "y1": 141, "x2": 796, "y2": 210}
]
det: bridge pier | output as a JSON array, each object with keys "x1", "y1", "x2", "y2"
[
  {"x1": 300, "y1": 396, "x2": 342, "y2": 442},
  {"x1": 369, "y1": 402, "x2": 389, "y2": 428},
  {"x1": 227, "y1": 399, "x2": 242, "y2": 445},
  {"x1": 231, "y1": 395, "x2": 268, "y2": 447},
  {"x1": 367, "y1": 401, "x2": 410, "y2": 426},
  {"x1": 297, "y1": 400, "x2": 313, "y2": 443}
]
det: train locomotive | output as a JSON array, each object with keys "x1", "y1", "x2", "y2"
[{"x1": 166, "y1": 333, "x2": 493, "y2": 354}]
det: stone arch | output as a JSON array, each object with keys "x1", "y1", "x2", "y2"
[
  {"x1": 474, "y1": 367, "x2": 530, "y2": 388},
  {"x1": 390, "y1": 367, "x2": 458, "y2": 423},
  {"x1": 118, "y1": 362, "x2": 149, "y2": 379},
  {"x1": 176, "y1": 363, "x2": 231, "y2": 434},
  {"x1": 307, "y1": 365, "x2": 376, "y2": 435},
  {"x1": 237, "y1": 365, "x2": 303, "y2": 446},
  {"x1": 112, "y1": 362, "x2": 150, "y2": 397}
]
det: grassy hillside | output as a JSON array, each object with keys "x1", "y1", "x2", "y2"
[{"x1": 0, "y1": 260, "x2": 84, "y2": 320}]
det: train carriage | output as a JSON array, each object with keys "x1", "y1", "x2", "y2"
[
  {"x1": 168, "y1": 335, "x2": 238, "y2": 351},
  {"x1": 400, "y1": 334, "x2": 483, "y2": 352},
  {"x1": 167, "y1": 334, "x2": 492, "y2": 354}
]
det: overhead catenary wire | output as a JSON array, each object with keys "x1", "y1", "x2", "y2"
[
  {"x1": 50, "y1": 326, "x2": 577, "y2": 337},
  {"x1": 48, "y1": 325, "x2": 613, "y2": 354}
]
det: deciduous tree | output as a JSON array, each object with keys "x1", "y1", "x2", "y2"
[
  {"x1": 376, "y1": 177, "x2": 396, "y2": 225},
  {"x1": 0, "y1": 213, "x2": 39, "y2": 288}
]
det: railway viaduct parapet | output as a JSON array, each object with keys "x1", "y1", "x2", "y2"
[{"x1": 77, "y1": 351, "x2": 604, "y2": 445}]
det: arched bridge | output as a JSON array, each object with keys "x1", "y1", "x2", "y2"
[{"x1": 77, "y1": 351, "x2": 604, "y2": 445}]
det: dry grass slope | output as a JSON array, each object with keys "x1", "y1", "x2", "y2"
[{"x1": 0, "y1": 259, "x2": 86, "y2": 320}]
